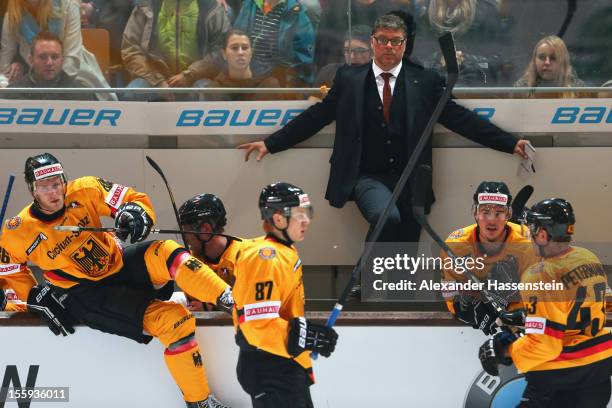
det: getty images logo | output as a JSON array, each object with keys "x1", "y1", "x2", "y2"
[{"x1": 0, "y1": 365, "x2": 38, "y2": 408}]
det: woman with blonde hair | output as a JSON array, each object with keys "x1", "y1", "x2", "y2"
[
  {"x1": 514, "y1": 35, "x2": 584, "y2": 98},
  {"x1": 0, "y1": 0, "x2": 114, "y2": 100}
]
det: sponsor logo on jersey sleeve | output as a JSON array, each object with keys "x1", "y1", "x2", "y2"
[
  {"x1": 525, "y1": 316, "x2": 546, "y2": 334},
  {"x1": 6, "y1": 216, "x2": 21, "y2": 230},
  {"x1": 0, "y1": 264, "x2": 22, "y2": 275},
  {"x1": 259, "y1": 247, "x2": 276, "y2": 260},
  {"x1": 104, "y1": 184, "x2": 128, "y2": 210},
  {"x1": 241, "y1": 301, "x2": 281, "y2": 322}
]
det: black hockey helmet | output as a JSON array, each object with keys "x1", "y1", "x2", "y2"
[
  {"x1": 525, "y1": 198, "x2": 575, "y2": 242},
  {"x1": 473, "y1": 181, "x2": 512, "y2": 208},
  {"x1": 259, "y1": 182, "x2": 312, "y2": 222},
  {"x1": 24, "y1": 152, "x2": 66, "y2": 191},
  {"x1": 179, "y1": 193, "x2": 227, "y2": 232}
]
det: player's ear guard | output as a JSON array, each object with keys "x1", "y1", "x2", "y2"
[{"x1": 288, "y1": 317, "x2": 338, "y2": 358}]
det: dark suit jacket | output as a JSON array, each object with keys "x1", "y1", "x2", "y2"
[{"x1": 265, "y1": 62, "x2": 518, "y2": 209}]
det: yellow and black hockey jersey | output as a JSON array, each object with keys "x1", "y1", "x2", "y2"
[
  {"x1": 0, "y1": 176, "x2": 155, "y2": 291},
  {"x1": 509, "y1": 246, "x2": 612, "y2": 373},
  {"x1": 231, "y1": 234, "x2": 311, "y2": 370},
  {"x1": 443, "y1": 222, "x2": 540, "y2": 313},
  {"x1": 199, "y1": 237, "x2": 255, "y2": 287}
]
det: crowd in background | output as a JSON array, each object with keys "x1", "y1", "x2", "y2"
[{"x1": 0, "y1": 0, "x2": 610, "y2": 100}]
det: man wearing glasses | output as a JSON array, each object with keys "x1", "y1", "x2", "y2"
[{"x1": 239, "y1": 13, "x2": 529, "y2": 295}]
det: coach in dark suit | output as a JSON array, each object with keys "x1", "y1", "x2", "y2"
[{"x1": 240, "y1": 13, "x2": 529, "y2": 245}]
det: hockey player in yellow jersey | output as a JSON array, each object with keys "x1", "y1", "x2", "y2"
[
  {"x1": 232, "y1": 182, "x2": 338, "y2": 408},
  {"x1": 479, "y1": 198, "x2": 612, "y2": 407},
  {"x1": 179, "y1": 193, "x2": 244, "y2": 291},
  {"x1": 0, "y1": 153, "x2": 233, "y2": 408},
  {"x1": 444, "y1": 181, "x2": 539, "y2": 334}
]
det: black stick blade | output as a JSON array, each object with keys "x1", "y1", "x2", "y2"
[
  {"x1": 510, "y1": 185, "x2": 534, "y2": 224},
  {"x1": 145, "y1": 155, "x2": 168, "y2": 183},
  {"x1": 438, "y1": 32, "x2": 458, "y2": 76}
]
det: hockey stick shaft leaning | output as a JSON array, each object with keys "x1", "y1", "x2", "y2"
[
  {"x1": 145, "y1": 156, "x2": 189, "y2": 248},
  {"x1": 0, "y1": 174, "x2": 15, "y2": 231},
  {"x1": 53, "y1": 225, "x2": 242, "y2": 241},
  {"x1": 315, "y1": 33, "x2": 459, "y2": 359}
]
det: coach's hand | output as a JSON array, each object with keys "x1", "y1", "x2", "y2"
[
  {"x1": 238, "y1": 141, "x2": 269, "y2": 162},
  {"x1": 27, "y1": 285, "x2": 77, "y2": 336},
  {"x1": 513, "y1": 139, "x2": 530, "y2": 160}
]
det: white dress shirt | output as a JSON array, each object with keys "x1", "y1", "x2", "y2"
[{"x1": 372, "y1": 60, "x2": 403, "y2": 103}]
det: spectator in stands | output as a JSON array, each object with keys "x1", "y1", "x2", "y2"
[
  {"x1": 233, "y1": 0, "x2": 316, "y2": 87},
  {"x1": 315, "y1": 0, "x2": 399, "y2": 71},
  {"x1": 0, "y1": 0, "x2": 114, "y2": 100},
  {"x1": 79, "y1": 0, "x2": 134, "y2": 86},
  {"x1": 310, "y1": 25, "x2": 372, "y2": 101},
  {"x1": 514, "y1": 35, "x2": 584, "y2": 99},
  {"x1": 121, "y1": 0, "x2": 230, "y2": 101},
  {"x1": 4, "y1": 31, "x2": 94, "y2": 100},
  {"x1": 204, "y1": 29, "x2": 280, "y2": 101}
]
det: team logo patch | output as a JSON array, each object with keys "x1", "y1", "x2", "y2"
[
  {"x1": 26, "y1": 232, "x2": 48, "y2": 255},
  {"x1": 192, "y1": 351, "x2": 203, "y2": 367},
  {"x1": 33, "y1": 163, "x2": 63, "y2": 180},
  {"x1": 447, "y1": 228, "x2": 464, "y2": 239},
  {"x1": 184, "y1": 257, "x2": 203, "y2": 272},
  {"x1": 6, "y1": 216, "x2": 21, "y2": 230},
  {"x1": 259, "y1": 247, "x2": 276, "y2": 260},
  {"x1": 70, "y1": 235, "x2": 110, "y2": 276}
]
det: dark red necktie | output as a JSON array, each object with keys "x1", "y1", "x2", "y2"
[{"x1": 381, "y1": 72, "x2": 393, "y2": 123}]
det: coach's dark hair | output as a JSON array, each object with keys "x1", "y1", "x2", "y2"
[
  {"x1": 372, "y1": 14, "x2": 408, "y2": 37},
  {"x1": 344, "y1": 25, "x2": 372, "y2": 46},
  {"x1": 30, "y1": 31, "x2": 63, "y2": 55}
]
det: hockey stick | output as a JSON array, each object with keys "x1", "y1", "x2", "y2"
[
  {"x1": 53, "y1": 225, "x2": 242, "y2": 241},
  {"x1": 0, "y1": 174, "x2": 15, "y2": 230},
  {"x1": 145, "y1": 156, "x2": 189, "y2": 247},
  {"x1": 410, "y1": 164, "x2": 505, "y2": 315},
  {"x1": 314, "y1": 33, "x2": 459, "y2": 359},
  {"x1": 509, "y1": 185, "x2": 534, "y2": 224},
  {"x1": 557, "y1": 0, "x2": 577, "y2": 38}
]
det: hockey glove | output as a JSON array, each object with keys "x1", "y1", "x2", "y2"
[
  {"x1": 288, "y1": 317, "x2": 338, "y2": 358},
  {"x1": 114, "y1": 202, "x2": 153, "y2": 244},
  {"x1": 27, "y1": 285, "x2": 77, "y2": 336},
  {"x1": 0, "y1": 289, "x2": 6, "y2": 311},
  {"x1": 499, "y1": 308, "x2": 526, "y2": 327},
  {"x1": 215, "y1": 286, "x2": 234, "y2": 315},
  {"x1": 488, "y1": 255, "x2": 521, "y2": 307},
  {"x1": 453, "y1": 296, "x2": 500, "y2": 335},
  {"x1": 478, "y1": 329, "x2": 517, "y2": 376}
]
